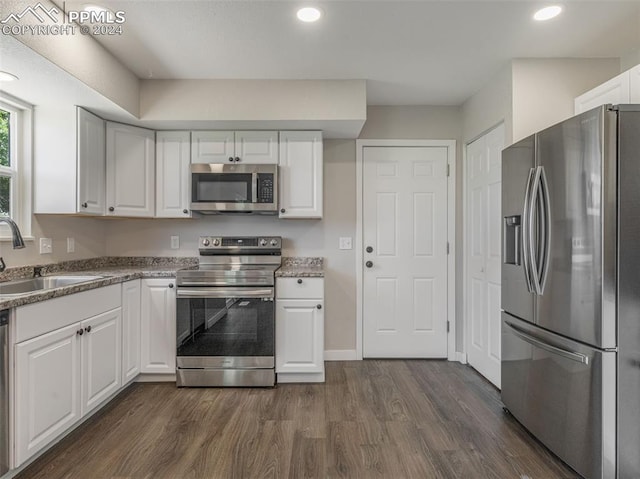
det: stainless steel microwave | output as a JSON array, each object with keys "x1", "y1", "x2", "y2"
[{"x1": 190, "y1": 164, "x2": 278, "y2": 214}]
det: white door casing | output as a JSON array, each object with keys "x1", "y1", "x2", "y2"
[
  {"x1": 464, "y1": 123, "x2": 504, "y2": 388},
  {"x1": 357, "y1": 141, "x2": 456, "y2": 359}
]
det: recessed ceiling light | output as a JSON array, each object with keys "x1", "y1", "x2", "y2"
[
  {"x1": 0, "y1": 71, "x2": 18, "y2": 82},
  {"x1": 533, "y1": 5, "x2": 562, "y2": 21},
  {"x1": 297, "y1": 7, "x2": 322, "y2": 23}
]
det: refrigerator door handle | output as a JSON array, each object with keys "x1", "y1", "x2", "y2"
[
  {"x1": 528, "y1": 166, "x2": 543, "y2": 294},
  {"x1": 522, "y1": 168, "x2": 536, "y2": 293},
  {"x1": 504, "y1": 321, "x2": 590, "y2": 365},
  {"x1": 538, "y1": 166, "x2": 551, "y2": 294}
]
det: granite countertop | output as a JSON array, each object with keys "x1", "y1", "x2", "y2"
[
  {"x1": 0, "y1": 255, "x2": 324, "y2": 309},
  {"x1": 276, "y1": 257, "x2": 324, "y2": 278},
  {"x1": 0, "y1": 257, "x2": 196, "y2": 310}
]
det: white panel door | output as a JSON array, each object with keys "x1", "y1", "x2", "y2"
[
  {"x1": 191, "y1": 131, "x2": 234, "y2": 164},
  {"x1": 363, "y1": 146, "x2": 449, "y2": 357},
  {"x1": 141, "y1": 279, "x2": 176, "y2": 373},
  {"x1": 81, "y1": 308, "x2": 122, "y2": 416},
  {"x1": 106, "y1": 122, "x2": 155, "y2": 217},
  {"x1": 235, "y1": 131, "x2": 278, "y2": 164},
  {"x1": 278, "y1": 131, "x2": 323, "y2": 218},
  {"x1": 156, "y1": 131, "x2": 192, "y2": 218},
  {"x1": 122, "y1": 280, "x2": 141, "y2": 384},
  {"x1": 574, "y1": 72, "x2": 630, "y2": 114},
  {"x1": 465, "y1": 123, "x2": 504, "y2": 388},
  {"x1": 15, "y1": 323, "x2": 82, "y2": 466},
  {"x1": 630, "y1": 64, "x2": 640, "y2": 102},
  {"x1": 275, "y1": 299, "x2": 324, "y2": 373},
  {"x1": 76, "y1": 108, "x2": 105, "y2": 215}
]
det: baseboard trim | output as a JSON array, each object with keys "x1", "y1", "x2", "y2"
[
  {"x1": 136, "y1": 373, "x2": 176, "y2": 383},
  {"x1": 324, "y1": 349, "x2": 358, "y2": 361},
  {"x1": 456, "y1": 352, "x2": 468, "y2": 364},
  {"x1": 277, "y1": 371, "x2": 325, "y2": 383}
]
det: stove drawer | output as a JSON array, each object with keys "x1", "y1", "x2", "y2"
[{"x1": 276, "y1": 277, "x2": 324, "y2": 299}]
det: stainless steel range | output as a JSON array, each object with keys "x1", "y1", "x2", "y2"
[{"x1": 176, "y1": 236, "x2": 281, "y2": 387}]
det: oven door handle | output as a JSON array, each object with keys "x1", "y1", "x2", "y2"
[{"x1": 176, "y1": 287, "x2": 274, "y2": 299}]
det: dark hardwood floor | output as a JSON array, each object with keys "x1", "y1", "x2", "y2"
[{"x1": 17, "y1": 360, "x2": 579, "y2": 479}]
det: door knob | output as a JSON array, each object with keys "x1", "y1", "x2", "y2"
[
  {"x1": 365, "y1": 261, "x2": 373, "y2": 268},
  {"x1": 85, "y1": 325, "x2": 92, "y2": 333},
  {"x1": 234, "y1": 157, "x2": 240, "y2": 162},
  {"x1": 183, "y1": 209, "x2": 189, "y2": 214},
  {"x1": 168, "y1": 284, "x2": 174, "y2": 289},
  {"x1": 366, "y1": 246, "x2": 373, "y2": 253},
  {"x1": 76, "y1": 329, "x2": 84, "y2": 336},
  {"x1": 108, "y1": 207, "x2": 114, "y2": 212},
  {"x1": 81, "y1": 202, "x2": 88, "y2": 208},
  {"x1": 228, "y1": 157, "x2": 234, "y2": 162},
  {"x1": 280, "y1": 208, "x2": 286, "y2": 214},
  {"x1": 297, "y1": 279, "x2": 303, "y2": 284},
  {"x1": 316, "y1": 304, "x2": 322, "y2": 309}
]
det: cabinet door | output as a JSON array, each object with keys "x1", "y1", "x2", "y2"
[
  {"x1": 235, "y1": 131, "x2": 278, "y2": 164},
  {"x1": 15, "y1": 323, "x2": 82, "y2": 467},
  {"x1": 106, "y1": 122, "x2": 155, "y2": 217},
  {"x1": 574, "y1": 72, "x2": 630, "y2": 114},
  {"x1": 278, "y1": 131, "x2": 323, "y2": 218},
  {"x1": 275, "y1": 299, "x2": 324, "y2": 373},
  {"x1": 630, "y1": 64, "x2": 640, "y2": 103},
  {"x1": 156, "y1": 131, "x2": 191, "y2": 218},
  {"x1": 81, "y1": 309, "x2": 122, "y2": 416},
  {"x1": 122, "y1": 280, "x2": 141, "y2": 384},
  {"x1": 77, "y1": 108, "x2": 105, "y2": 215},
  {"x1": 191, "y1": 131, "x2": 234, "y2": 164},
  {"x1": 141, "y1": 279, "x2": 176, "y2": 373}
]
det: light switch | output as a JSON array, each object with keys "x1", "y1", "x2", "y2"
[
  {"x1": 67, "y1": 237, "x2": 75, "y2": 253},
  {"x1": 171, "y1": 235, "x2": 180, "y2": 249},
  {"x1": 339, "y1": 237, "x2": 352, "y2": 250},
  {"x1": 39, "y1": 238, "x2": 52, "y2": 254}
]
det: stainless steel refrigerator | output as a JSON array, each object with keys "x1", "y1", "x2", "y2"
[{"x1": 501, "y1": 104, "x2": 640, "y2": 479}]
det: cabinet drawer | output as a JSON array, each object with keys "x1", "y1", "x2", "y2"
[
  {"x1": 276, "y1": 277, "x2": 324, "y2": 299},
  {"x1": 16, "y1": 284, "x2": 121, "y2": 343}
]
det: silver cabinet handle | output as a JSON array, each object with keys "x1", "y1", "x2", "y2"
[
  {"x1": 176, "y1": 287, "x2": 274, "y2": 299},
  {"x1": 505, "y1": 321, "x2": 589, "y2": 365}
]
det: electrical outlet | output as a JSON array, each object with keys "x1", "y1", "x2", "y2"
[
  {"x1": 39, "y1": 238, "x2": 52, "y2": 254},
  {"x1": 339, "y1": 237, "x2": 352, "y2": 250},
  {"x1": 170, "y1": 235, "x2": 180, "y2": 249},
  {"x1": 67, "y1": 237, "x2": 75, "y2": 253}
]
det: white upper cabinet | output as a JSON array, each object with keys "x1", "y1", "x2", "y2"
[
  {"x1": 191, "y1": 131, "x2": 234, "y2": 163},
  {"x1": 630, "y1": 64, "x2": 640, "y2": 102},
  {"x1": 278, "y1": 131, "x2": 323, "y2": 219},
  {"x1": 77, "y1": 108, "x2": 106, "y2": 215},
  {"x1": 575, "y1": 65, "x2": 640, "y2": 114},
  {"x1": 106, "y1": 122, "x2": 156, "y2": 217},
  {"x1": 191, "y1": 131, "x2": 278, "y2": 164},
  {"x1": 156, "y1": 131, "x2": 191, "y2": 218}
]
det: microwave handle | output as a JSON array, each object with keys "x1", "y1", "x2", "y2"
[{"x1": 252, "y1": 173, "x2": 258, "y2": 203}]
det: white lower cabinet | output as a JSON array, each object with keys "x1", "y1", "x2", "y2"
[
  {"x1": 15, "y1": 323, "x2": 82, "y2": 467},
  {"x1": 14, "y1": 303, "x2": 122, "y2": 467},
  {"x1": 140, "y1": 278, "x2": 176, "y2": 374},
  {"x1": 121, "y1": 280, "x2": 141, "y2": 384},
  {"x1": 81, "y1": 309, "x2": 122, "y2": 416},
  {"x1": 275, "y1": 277, "x2": 325, "y2": 383}
]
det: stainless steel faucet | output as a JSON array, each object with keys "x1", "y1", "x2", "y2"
[{"x1": 0, "y1": 217, "x2": 26, "y2": 273}]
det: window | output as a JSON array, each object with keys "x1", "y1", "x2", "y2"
[{"x1": 0, "y1": 94, "x2": 32, "y2": 239}]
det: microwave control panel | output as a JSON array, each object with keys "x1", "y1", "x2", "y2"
[{"x1": 257, "y1": 174, "x2": 275, "y2": 203}]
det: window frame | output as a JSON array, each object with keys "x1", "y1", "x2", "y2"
[{"x1": 0, "y1": 93, "x2": 33, "y2": 241}]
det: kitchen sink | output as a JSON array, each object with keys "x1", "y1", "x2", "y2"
[{"x1": 0, "y1": 275, "x2": 104, "y2": 296}]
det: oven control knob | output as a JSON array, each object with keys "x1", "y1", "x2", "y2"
[
  {"x1": 202, "y1": 239, "x2": 210, "y2": 246},
  {"x1": 212, "y1": 238, "x2": 220, "y2": 246},
  {"x1": 270, "y1": 239, "x2": 278, "y2": 246},
  {"x1": 260, "y1": 239, "x2": 268, "y2": 246}
]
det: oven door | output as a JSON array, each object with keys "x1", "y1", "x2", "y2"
[{"x1": 176, "y1": 287, "x2": 275, "y2": 369}]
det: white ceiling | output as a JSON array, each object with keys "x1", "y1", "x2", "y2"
[{"x1": 58, "y1": 1, "x2": 640, "y2": 105}]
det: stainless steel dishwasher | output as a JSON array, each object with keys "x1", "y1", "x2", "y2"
[{"x1": 0, "y1": 310, "x2": 8, "y2": 475}]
